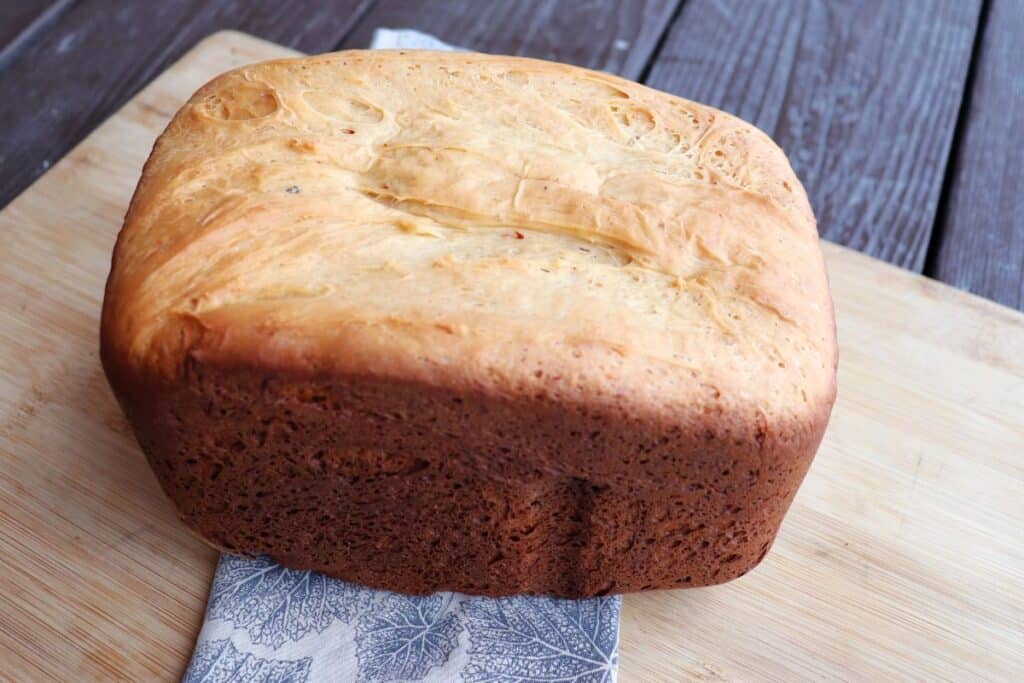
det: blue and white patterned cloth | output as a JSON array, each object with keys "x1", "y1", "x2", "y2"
[
  {"x1": 183, "y1": 29, "x2": 622, "y2": 683},
  {"x1": 185, "y1": 555, "x2": 621, "y2": 682}
]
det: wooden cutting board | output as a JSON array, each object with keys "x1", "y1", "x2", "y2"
[{"x1": 1, "y1": 31, "x2": 1021, "y2": 681}]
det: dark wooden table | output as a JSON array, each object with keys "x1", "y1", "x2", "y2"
[{"x1": 1, "y1": 0, "x2": 1020, "y2": 310}]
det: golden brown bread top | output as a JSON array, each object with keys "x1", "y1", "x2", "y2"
[{"x1": 102, "y1": 50, "x2": 837, "y2": 421}]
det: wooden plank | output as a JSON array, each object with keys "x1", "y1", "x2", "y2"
[
  {"x1": 172, "y1": 0, "x2": 377, "y2": 52},
  {"x1": 930, "y1": 0, "x2": 1024, "y2": 311},
  {"x1": 2, "y1": 31, "x2": 1023, "y2": 681},
  {"x1": 341, "y1": 0, "x2": 681, "y2": 79},
  {"x1": 644, "y1": 0, "x2": 981, "y2": 272},
  {"x1": 0, "y1": 0, "x2": 375, "y2": 210}
]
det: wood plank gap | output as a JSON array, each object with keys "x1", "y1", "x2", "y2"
[
  {"x1": 923, "y1": 0, "x2": 992, "y2": 279},
  {"x1": 636, "y1": 0, "x2": 687, "y2": 84},
  {"x1": 0, "y1": 0, "x2": 76, "y2": 72}
]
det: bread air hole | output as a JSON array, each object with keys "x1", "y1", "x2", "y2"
[{"x1": 198, "y1": 82, "x2": 278, "y2": 120}]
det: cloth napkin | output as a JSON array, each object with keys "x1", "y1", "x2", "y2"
[{"x1": 183, "y1": 29, "x2": 622, "y2": 683}]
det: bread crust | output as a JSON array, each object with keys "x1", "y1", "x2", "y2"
[
  {"x1": 108, "y1": 357, "x2": 831, "y2": 597},
  {"x1": 102, "y1": 50, "x2": 837, "y2": 597}
]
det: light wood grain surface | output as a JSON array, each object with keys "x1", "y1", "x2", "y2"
[{"x1": 0, "y1": 32, "x2": 1021, "y2": 682}]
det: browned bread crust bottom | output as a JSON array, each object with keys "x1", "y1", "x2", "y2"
[{"x1": 118, "y1": 357, "x2": 830, "y2": 598}]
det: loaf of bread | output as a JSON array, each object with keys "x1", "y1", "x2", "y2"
[{"x1": 101, "y1": 50, "x2": 837, "y2": 597}]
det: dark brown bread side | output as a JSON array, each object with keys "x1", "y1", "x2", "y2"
[{"x1": 113, "y1": 356, "x2": 831, "y2": 598}]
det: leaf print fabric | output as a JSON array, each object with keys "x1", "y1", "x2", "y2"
[
  {"x1": 185, "y1": 638, "x2": 311, "y2": 683},
  {"x1": 461, "y1": 597, "x2": 620, "y2": 683},
  {"x1": 186, "y1": 555, "x2": 621, "y2": 683},
  {"x1": 207, "y1": 554, "x2": 365, "y2": 648},
  {"x1": 355, "y1": 594, "x2": 461, "y2": 681}
]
